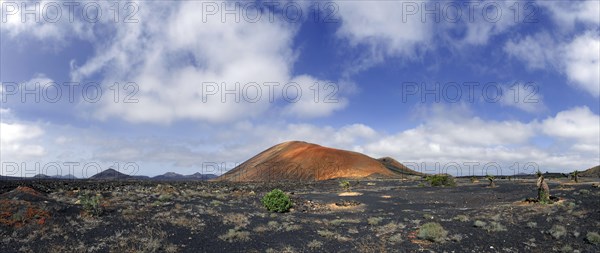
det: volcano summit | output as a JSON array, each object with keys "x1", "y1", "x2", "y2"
[{"x1": 216, "y1": 141, "x2": 422, "y2": 181}]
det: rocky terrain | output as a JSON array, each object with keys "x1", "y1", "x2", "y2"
[{"x1": 1, "y1": 176, "x2": 599, "y2": 252}]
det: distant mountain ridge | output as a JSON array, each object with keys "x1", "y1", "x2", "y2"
[
  {"x1": 153, "y1": 172, "x2": 218, "y2": 180},
  {"x1": 33, "y1": 174, "x2": 78, "y2": 179},
  {"x1": 3, "y1": 169, "x2": 218, "y2": 181}
]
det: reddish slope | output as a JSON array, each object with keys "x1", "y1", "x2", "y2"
[{"x1": 216, "y1": 141, "x2": 400, "y2": 181}]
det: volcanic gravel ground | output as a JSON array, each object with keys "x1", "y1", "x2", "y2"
[{"x1": 1, "y1": 178, "x2": 599, "y2": 252}]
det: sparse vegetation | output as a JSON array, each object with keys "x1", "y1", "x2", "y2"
[
  {"x1": 317, "y1": 229, "x2": 351, "y2": 242},
  {"x1": 578, "y1": 189, "x2": 590, "y2": 195},
  {"x1": 425, "y1": 174, "x2": 456, "y2": 187},
  {"x1": 219, "y1": 228, "x2": 250, "y2": 242},
  {"x1": 307, "y1": 240, "x2": 323, "y2": 250},
  {"x1": 374, "y1": 222, "x2": 405, "y2": 236},
  {"x1": 559, "y1": 245, "x2": 573, "y2": 253},
  {"x1": 485, "y1": 221, "x2": 507, "y2": 232},
  {"x1": 586, "y1": 232, "x2": 600, "y2": 245},
  {"x1": 261, "y1": 189, "x2": 293, "y2": 213},
  {"x1": 417, "y1": 222, "x2": 448, "y2": 243},
  {"x1": 449, "y1": 234, "x2": 463, "y2": 242},
  {"x1": 1, "y1": 177, "x2": 598, "y2": 252},
  {"x1": 453, "y1": 215, "x2": 469, "y2": 222},
  {"x1": 317, "y1": 229, "x2": 336, "y2": 238},
  {"x1": 570, "y1": 170, "x2": 579, "y2": 183},
  {"x1": 473, "y1": 220, "x2": 506, "y2": 232},
  {"x1": 549, "y1": 225, "x2": 567, "y2": 239},
  {"x1": 222, "y1": 213, "x2": 249, "y2": 229},
  {"x1": 78, "y1": 191, "x2": 103, "y2": 216},
  {"x1": 339, "y1": 180, "x2": 351, "y2": 191},
  {"x1": 473, "y1": 220, "x2": 486, "y2": 228},
  {"x1": 485, "y1": 174, "x2": 496, "y2": 187},
  {"x1": 367, "y1": 217, "x2": 384, "y2": 226},
  {"x1": 330, "y1": 218, "x2": 360, "y2": 226}
]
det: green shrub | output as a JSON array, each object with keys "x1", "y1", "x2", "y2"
[
  {"x1": 425, "y1": 174, "x2": 456, "y2": 187},
  {"x1": 453, "y1": 215, "x2": 469, "y2": 222},
  {"x1": 261, "y1": 189, "x2": 292, "y2": 213},
  {"x1": 485, "y1": 174, "x2": 496, "y2": 187},
  {"x1": 559, "y1": 245, "x2": 573, "y2": 253},
  {"x1": 538, "y1": 189, "x2": 551, "y2": 204},
  {"x1": 79, "y1": 191, "x2": 103, "y2": 216},
  {"x1": 473, "y1": 220, "x2": 486, "y2": 228},
  {"x1": 339, "y1": 180, "x2": 351, "y2": 191},
  {"x1": 417, "y1": 222, "x2": 448, "y2": 243},
  {"x1": 367, "y1": 217, "x2": 384, "y2": 225},
  {"x1": 586, "y1": 232, "x2": 600, "y2": 245},
  {"x1": 570, "y1": 170, "x2": 579, "y2": 183},
  {"x1": 485, "y1": 221, "x2": 507, "y2": 232},
  {"x1": 549, "y1": 225, "x2": 567, "y2": 239}
]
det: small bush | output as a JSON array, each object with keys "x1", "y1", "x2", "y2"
[
  {"x1": 485, "y1": 174, "x2": 496, "y2": 187},
  {"x1": 453, "y1": 215, "x2": 469, "y2": 222},
  {"x1": 417, "y1": 222, "x2": 448, "y2": 243},
  {"x1": 317, "y1": 229, "x2": 336, "y2": 239},
  {"x1": 586, "y1": 232, "x2": 600, "y2": 245},
  {"x1": 219, "y1": 228, "x2": 250, "y2": 242},
  {"x1": 79, "y1": 191, "x2": 103, "y2": 216},
  {"x1": 539, "y1": 190, "x2": 551, "y2": 204},
  {"x1": 339, "y1": 180, "x2": 351, "y2": 191},
  {"x1": 330, "y1": 218, "x2": 360, "y2": 226},
  {"x1": 549, "y1": 225, "x2": 567, "y2": 239},
  {"x1": 559, "y1": 245, "x2": 573, "y2": 253},
  {"x1": 307, "y1": 240, "x2": 323, "y2": 250},
  {"x1": 473, "y1": 220, "x2": 506, "y2": 232},
  {"x1": 578, "y1": 189, "x2": 590, "y2": 195},
  {"x1": 473, "y1": 220, "x2": 486, "y2": 228},
  {"x1": 261, "y1": 189, "x2": 293, "y2": 213},
  {"x1": 570, "y1": 170, "x2": 579, "y2": 183},
  {"x1": 367, "y1": 217, "x2": 384, "y2": 225},
  {"x1": 425, "y1": 174, "x2": 456, "y2": 187},
  {"x1": 485, "y1": 221, "x2": 507, "y2": 232},
  {"x1": 526, "y1": 221, "x2": 537, "y2": 228}
]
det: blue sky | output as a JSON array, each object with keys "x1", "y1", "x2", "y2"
[{"x1": 1, "y1": 0, "x2": 599, "y2": 177}]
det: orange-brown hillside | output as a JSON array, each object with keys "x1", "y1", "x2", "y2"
[{"x1": 216, "y1": 141, "x2": 420, "y2": 182}]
